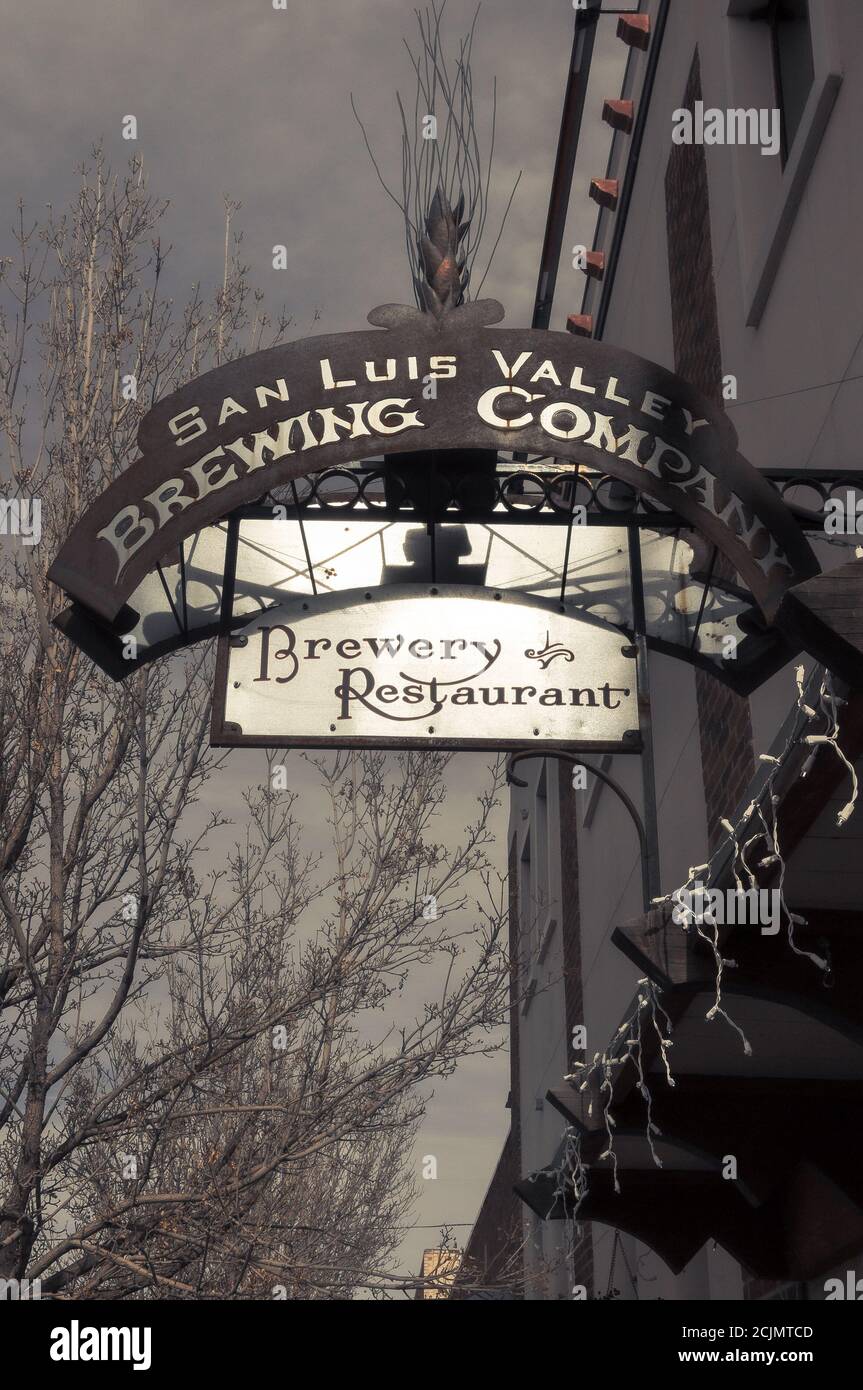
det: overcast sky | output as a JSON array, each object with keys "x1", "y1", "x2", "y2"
[{"x1": 2, "y1": 0, "x2": 624, "y2": 1288}]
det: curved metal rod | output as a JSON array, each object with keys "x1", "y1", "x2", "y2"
[{"x1": 506, "y1": 749, "x2": 651, "y2": 911}]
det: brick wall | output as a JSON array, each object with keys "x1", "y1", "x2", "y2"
[
  {"x1": 558, "y1": 760, "x2": 594, "y2": 1297},
  {"x1": 666, "y1": 50, "x2": 772, "y2": 1301},
  {"x1": 452, "y1": 1128, "x2": 523, "y2": 1298},
  {"x1": 558, "y1": 761, "x2": 585, "y2": 1069},
  {"x1": 664, "y1": 48, "x2": 755, "y2": 851},
  {"x1": 451, "y1": 837, "x2": 526, "y2": 1298},
  {"x1": 508, "y1": 836, "x2": 521, "y2": 1165}
]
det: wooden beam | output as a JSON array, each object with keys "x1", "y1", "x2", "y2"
[{"x1": 777, "y1": 556, "x2": 863, "y2": 687}]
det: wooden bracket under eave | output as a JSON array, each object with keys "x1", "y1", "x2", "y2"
[{"x1": 775, "y1": 556, "x2": 863, "y2": 687}]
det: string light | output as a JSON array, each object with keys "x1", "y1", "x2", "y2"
[
  {"x1": 556, "y1": 977, "x2": 674, "y2": 1204},
  {"x1": 542, "y1": 662, "x2": 858, "y2": 1222}
]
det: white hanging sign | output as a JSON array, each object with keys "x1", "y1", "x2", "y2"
[{"x1": 212, "y1": 586, "x2": 640, "y2": 751}]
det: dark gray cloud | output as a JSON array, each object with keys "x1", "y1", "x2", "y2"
[{"x1": 3, "y1": 0, "x2": 621, "y2": 329}]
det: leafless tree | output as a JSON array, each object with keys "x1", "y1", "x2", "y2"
[{"x1": 0, "y1": 150, "x2": 510, "y2": 1299}]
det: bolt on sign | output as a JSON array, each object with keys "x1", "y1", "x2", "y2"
[{"x1": 211, "y1": 588, "x2": 640, "y2": 751}]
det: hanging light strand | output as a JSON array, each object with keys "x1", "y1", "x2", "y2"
[{"x1": 549, "y1": 663, "x2": 857, "y2": 1212}]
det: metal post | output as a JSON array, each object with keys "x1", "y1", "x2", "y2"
[
  {"x1": 559, "y1": 465, "x2": 581, "y2": 606},
  {"x1": 628, "y1": 526, "x2": 661, "y2": 903},
  {"x1": 218, "y1": 513, "x2": 241, "y2": 635},
  {"x1": 531, "y1": 0, "x2": 604, "y2": 332}
]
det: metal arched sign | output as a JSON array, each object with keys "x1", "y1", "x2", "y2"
[{"x1": 49, "y1": 300, "x2": 817, "y2": 628}]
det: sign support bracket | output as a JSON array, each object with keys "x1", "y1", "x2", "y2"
[
  {"x1": 506, "y1": 748, "x2": 651, "y2": 912},
  {"x1": 628, "y1": 525, "x2": 662, "y2": 905},
  {"x1": 218, "y1": 513, "x2": 241, "y2": 637}
]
